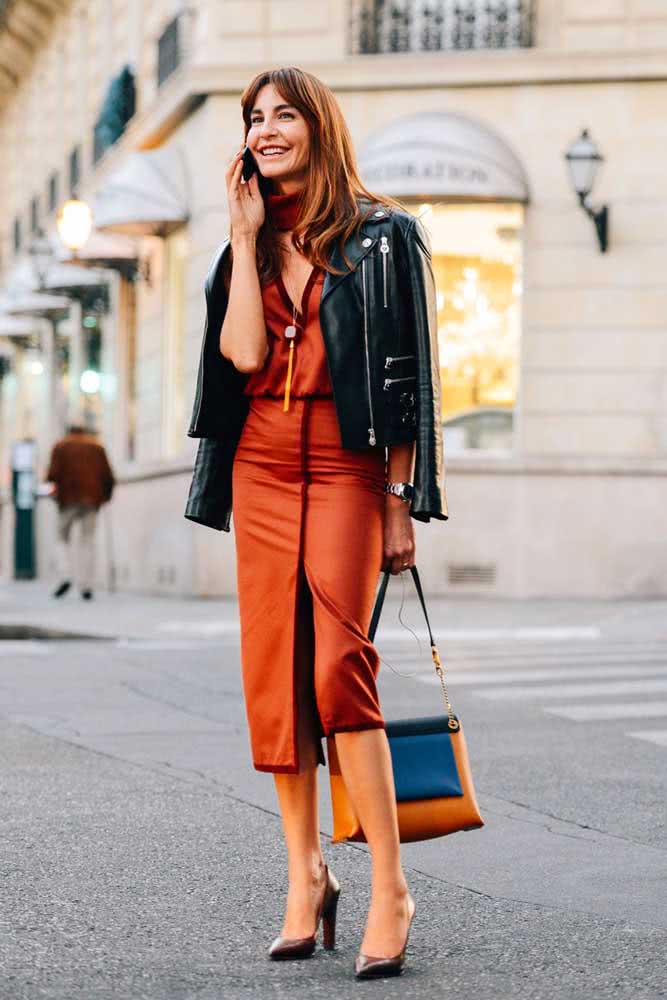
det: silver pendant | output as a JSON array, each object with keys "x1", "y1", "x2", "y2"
[{"x1": 284, "y1": 324, "x2": 297, "y2": 339}]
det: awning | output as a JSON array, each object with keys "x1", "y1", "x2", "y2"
[
  {"x1": 2, "y1": 253, "x2": 107, "y2": 296},
  {"x1": 4, "y1": 291, "x2": 70, "y2": 320},
  {"x1": 0, "y1": 315, "x2": 38, "y2": 338},
  {"x1": 358, "y1": 112, "x2": 530, "y2": 202},
  {"x1": 41, "y1": 261, "x2": 108, "y2": 294},
  {"x1": 92, "y1": 146, "x2": 190, "y2": 236},
  {"x1": 56, "y1": 228, "x2": 138, "y2": 270}
]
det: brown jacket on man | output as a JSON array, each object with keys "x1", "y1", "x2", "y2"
[{"x1": 46, "y1": 429, "x2": 115, "y2": 509}]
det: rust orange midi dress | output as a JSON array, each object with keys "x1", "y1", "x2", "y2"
[{"x1": 231, "y1": 212, "x2": 388, "y2": 774}]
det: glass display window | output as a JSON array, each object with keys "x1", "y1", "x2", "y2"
[{"x1": 406, "y1": 202, "x2": 523, "y2": 453}]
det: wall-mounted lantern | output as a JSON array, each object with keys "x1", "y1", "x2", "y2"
[
  {"x1": 56, "y1": 195, "x2": 93, "y2": 255},
  {"x1": 56, "y1": 194, "x2": 149, "y2": 284},
  {"x1": 564, "y1": 129, "x2": 609, "y2": 253}
]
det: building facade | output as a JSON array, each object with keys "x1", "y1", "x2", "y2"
[{"x1": 1, "y1": 0, "x2": 666, "y2": 597}]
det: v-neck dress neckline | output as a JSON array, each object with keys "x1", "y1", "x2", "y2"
[
  {"x1": 275, "y1": 266, "x2": 321, "y2": 330},
  {"x1": 241, "y1": 264, "x2": 332, "y2": 400}
]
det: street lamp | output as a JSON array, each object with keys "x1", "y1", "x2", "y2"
[
  {"x1": 56, "y1": 195, "x2": 93, "y2": 254},
  {"x1": 564, "y1": 129, "x2": 609, "y2": 253}
]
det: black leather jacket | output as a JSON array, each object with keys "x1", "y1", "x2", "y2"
[{"x1": 184, "y1": 198, "x2": 448, "y2": 531}]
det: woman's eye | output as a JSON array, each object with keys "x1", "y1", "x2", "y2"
[{"x1": 250, "y1": 113, "x2": 294, "y2": 125}]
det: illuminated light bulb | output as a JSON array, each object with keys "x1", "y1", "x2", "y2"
[
  {"x1": 57, "y1": 198, "x2": 93, "y2": 251},
  {"x1": 80, "y1": 369, "x2": 101, "y2": 394}
]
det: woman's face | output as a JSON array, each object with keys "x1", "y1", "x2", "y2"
[{"x1": 246, "y1": 83, "x2": 311, "y2": 193}]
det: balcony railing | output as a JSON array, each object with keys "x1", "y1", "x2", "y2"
[
  {"x1": 93, "y1": 66, "x2": 136, "y2": 164},
  {"x1": 157, "y1": 15, "x2": 182, "y2": 87},
  {"x1": 349, "y1": 0, "x2": 535, "y2": 54}
]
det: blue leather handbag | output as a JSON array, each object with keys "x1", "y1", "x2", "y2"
[{"x1": 327, "y1": 566, "x2": 484, "y2": 843}]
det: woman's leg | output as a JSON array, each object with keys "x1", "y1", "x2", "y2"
[
  {"x1": 272, "y1": 567, "x2": 328, "y2": 938},
  {"x1": 334, "y1": 730, "x2": 412, "y2": 958},
  {"x1": 273, "y1": 767, "x2": 327, "y2": 937}
]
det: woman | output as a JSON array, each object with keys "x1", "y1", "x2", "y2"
[{"x1": 185, "y1": 66, "x2": 448, "y2": 979}]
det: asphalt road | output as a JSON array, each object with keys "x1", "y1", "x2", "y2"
[{"x1": 1, "y1": 583, "x2": 666, "y2": 999}]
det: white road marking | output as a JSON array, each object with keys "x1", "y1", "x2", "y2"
[
  {"x1": 116, "y1": 638, "x2": 218, "y2": 651},
  {"x1": 475, "y1": 679, "x2": 667, "y2": 701},
  {"x1": 414, "y1": 664, "x2": 667, "y2": 686},
  {"x1": 544, "y1": 701, "x2": 667, "y2": 721},
  {"x1": 376, "y1": 626, "x2": 602, "y2": 642},
  {"x1": 157, "y1": 621, "x2": 240, "y2": 635},
  {"x1": 0, "y1": 641, "x2": 53, "y2": 656},
  {"x1": 627, "y1": 730, "x2": 667, "y2": 747}
]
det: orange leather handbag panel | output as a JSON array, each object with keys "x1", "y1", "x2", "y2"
[{"x1": 327, "y1": 726, "x2": 484, "y2": 844}]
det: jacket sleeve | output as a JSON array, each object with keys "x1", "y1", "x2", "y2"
[
  {"x1": 402, "y1": 216, "x2": 448, "y2": 523},
  {"x1": 184, "y1": 437, "x2": 233, "y2": 532}
]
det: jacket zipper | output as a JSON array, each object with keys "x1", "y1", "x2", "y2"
[
  {"x1": 380, "y1": 235, "x2": 389, "y2": 308},
  {"x1": 384, "y1": 375, "x2": 417, "y2": 390},
  {"x1": 361, "y1": 255, "x2": 376, "y2": 446},
  {"x1": 385, "y1": 354, "x2": 415, "y2": 370}
]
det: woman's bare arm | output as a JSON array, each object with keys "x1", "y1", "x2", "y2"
[
  {"x1": 219, "y1": 233, "x2": 268, "y2": 373},
  {"x1": 219, "y1": 149, "x2": 269, "y2": 373},
  {"x1": 383, "y1": 440, "x2": 417, "y2": 574}
]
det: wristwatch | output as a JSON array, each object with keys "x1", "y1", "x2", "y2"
[{"x1": 384, "y1": 481, "x2": 414, "y2": 503}]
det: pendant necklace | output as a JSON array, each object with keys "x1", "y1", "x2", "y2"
[{"x1": 283, "y1": 295, "x2": 298, "y2": 413}]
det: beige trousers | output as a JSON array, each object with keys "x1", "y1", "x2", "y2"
[{"x1": 56, "y1": 504, "x2": 97, "y2": 591}]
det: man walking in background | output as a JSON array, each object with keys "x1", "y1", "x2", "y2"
[{"x1": 45, "y1": 424, "x2": 115, "y2": 601}]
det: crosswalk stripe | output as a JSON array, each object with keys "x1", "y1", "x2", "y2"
[
  {"x1": 396, "y1": 648, "x2": 666, "y2": 666},
  {"x1": 627, "y1": 730, "x2": 667, "y2": 747},
  {"x1": 376, "y1": 626, "x2": 603, "y2": 641},
  {"x1": 0, "y1": 641, "x2": 52, "y2": 656},
  {"x1": 474, "y1": 679, "x2": 667, "y2": 701},
  {"x1": 544, "y1": 701, "x2": 667, "y2": 721},
  {"x1": 116, "y1": 638, "x2": 217, "y2": 651},
  {"x1": 412, "y1": 664, "x2": 667, "y2": 686}
]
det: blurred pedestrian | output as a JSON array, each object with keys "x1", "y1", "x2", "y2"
[{"x1": 45, "y1": 423, "x2": 115, "y2": 601}]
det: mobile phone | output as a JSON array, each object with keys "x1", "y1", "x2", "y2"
[{"x1": 241, "y1": 144, "x2": 258, "y2": 182}]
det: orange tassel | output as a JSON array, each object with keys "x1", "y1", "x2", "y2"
[{"x1": 283, "y1": 340, "x2": 295, "y2": 412}]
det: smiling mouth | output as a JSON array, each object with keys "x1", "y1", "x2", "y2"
[{"x1": 260, "y1": 148, "x2": 290, "y2": 157}]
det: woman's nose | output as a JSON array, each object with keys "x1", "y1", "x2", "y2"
[{"x1": 258, "y1": 121, "x2": 278, "y2": 139}]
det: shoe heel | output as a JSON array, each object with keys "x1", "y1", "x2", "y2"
[{"x1": 321, "y1": 887, "x2": 340, "y2": 951}]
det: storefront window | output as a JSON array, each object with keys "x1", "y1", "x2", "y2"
[{"x1": 407, "y1": 202, "x2": 523, "y2": 453}]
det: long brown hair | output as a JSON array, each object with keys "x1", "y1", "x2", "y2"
[{"x1": 224, "y1": 66, "x2": 404, "y2": 290}]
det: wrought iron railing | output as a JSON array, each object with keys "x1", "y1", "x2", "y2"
[
  {"x1": 349, "y1": 0, "x2": 535, "y2": 54},
  {"x1": 157, "y1": 15, "x2": 181, "y2": 87},
  {"x1": 93, "y1": 65, "x2": 136, "y2": 164}
]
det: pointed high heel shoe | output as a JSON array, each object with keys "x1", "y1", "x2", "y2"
[
  {"x1": 354, "y1": 893, "x2": 416, "y2": 980},
  {"x1": 268, "y1": 865, "x2": 341, "y2": 960}
]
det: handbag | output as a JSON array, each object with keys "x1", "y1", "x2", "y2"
[{"x1": 327, "y1": 565, "x2": 484, "y2": 844}]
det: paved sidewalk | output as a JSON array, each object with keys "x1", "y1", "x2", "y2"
[{"x1": 2, "y1": 579, "x2": 667, "y2": 999}]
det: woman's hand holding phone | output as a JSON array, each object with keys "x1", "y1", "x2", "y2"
[{"x1": 226, "y1": 145, "x2": 265, "y2": 240}]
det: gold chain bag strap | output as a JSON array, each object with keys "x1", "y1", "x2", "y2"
[{"x1": 327, "y1": 566, "x2": 484, "y2": 843}]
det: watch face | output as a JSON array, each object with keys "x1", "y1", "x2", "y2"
[{"x1": 402, "y1": 484, "x2": 414, "y2": 501}]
